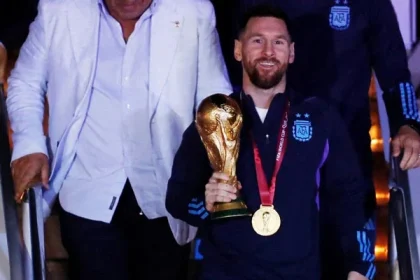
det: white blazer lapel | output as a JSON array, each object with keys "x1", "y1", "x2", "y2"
[
  {"x1": 67, "y1": 0, "x2": 100, "y2": 96},
  {"x1": 149, "y1": 6, "x2": 184, "y2": 119}
]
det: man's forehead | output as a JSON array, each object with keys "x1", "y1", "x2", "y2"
[{"x1": 245, "y1": 17, "x2": 288, "y2": 34}]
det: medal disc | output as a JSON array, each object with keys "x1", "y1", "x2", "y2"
[{"x1": 251, "y1": 205, "x2": 281, "y2": 236}]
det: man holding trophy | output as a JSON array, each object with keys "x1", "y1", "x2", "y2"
[{"x1": 166, "y1": 5, "x2": 374, "y2": 280}]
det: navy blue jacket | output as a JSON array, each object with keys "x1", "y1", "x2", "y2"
[
  {"x1": 166, "y1": 89, "x2": 376, "y2": 280},
  {"x1": 211, "y1": 0, "x2": 418, "y2": 150}
]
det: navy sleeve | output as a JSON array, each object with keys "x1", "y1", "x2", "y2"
[
  {"x1": 368, "y1": 0, "x2": 420, "y2": 135},
  {"x1": 166, "y1": 122, "x2": 213, "y2": 227},
  {"x1": 322, "y1": 107, "x2": 376, "y2": 279}
]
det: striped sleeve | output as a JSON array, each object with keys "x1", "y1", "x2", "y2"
[
  {"x1": 166, "y1": 123, "x2": 213, "y2": 227},
  {"x1": 398, "y1": 82, "x2": 420, "y2": 122},
  {"x1": 354, "y1": 220, "x2": 377, "y2": 279},
  {"x1": 383, "y1": 81, "x2": 420, "y2": 137},
  {"x1": 367, "y1": 0, "x2": 420, "y2": 136},
  {"x1": 322, "y1": 106, "x2": 376, "y2": 278}
]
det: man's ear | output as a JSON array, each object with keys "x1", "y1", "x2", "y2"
[
  {"x1": 234, "y1": 39, "x2": 242, "y2": 62},
  {"x1": 288, "y1": 42, "x2": 295, "y2": 64}
]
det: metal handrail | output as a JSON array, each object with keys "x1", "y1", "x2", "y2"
[
  {"x1": 388, "y1": 153, "x2": 420, "y2": 280},
  {"x1": 0, "y1": 83, "x2": 24, "y2": 279},
  {"x1": 1, "y1": 83, "x2": 45, "y2": 280},
  {"x1": 25, "y1": 187, "x2": 44, "y2": 280}
]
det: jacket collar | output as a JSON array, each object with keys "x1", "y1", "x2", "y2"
[{"x1": 231, "y1": 84, "x2": 304, "y2": 108}]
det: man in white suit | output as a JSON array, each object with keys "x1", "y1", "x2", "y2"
[{"x1": 6, "y1": 0, "x2": 232, "y2": 279}]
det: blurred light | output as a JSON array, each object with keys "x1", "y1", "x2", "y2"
[
  {"x1": 375, "y1": 245, "x2": 388, "y2": 261},
  {"x1": 376, "y1": 192, "x2": 390, "y2": 201},
  {"x1": 371, "y1": 138, "x2": 384, "y2": 152},
  {"x1": 370, "y1": 124, "x2": 384, "y2": 152}
]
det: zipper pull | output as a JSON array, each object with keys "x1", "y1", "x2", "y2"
[{"x1": 266, "y1": 134, "x2": 269, "y2": 144}]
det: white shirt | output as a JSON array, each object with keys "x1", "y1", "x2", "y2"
[
  {"x1": 59, "y1": 1, "x2": 161, "y2": 223},
  {"x1": 256, "y1": 107, "x2": 269, "y2": 122}
]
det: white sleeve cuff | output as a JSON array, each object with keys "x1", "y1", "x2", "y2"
[{"x1": 11, "y1": 134, "x2": 49, "y2": 163}]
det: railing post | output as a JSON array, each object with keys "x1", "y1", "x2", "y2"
[
  {"x1": 21, "y1": 186, "x2": 45, "y2": 280},
  {"x1": 388, "y1": 154, "x2": 420, "y2": 280}
]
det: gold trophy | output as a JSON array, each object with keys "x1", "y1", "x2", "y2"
[{"x1": 195, "y1": 94, "x2": 251, "y2": 219}]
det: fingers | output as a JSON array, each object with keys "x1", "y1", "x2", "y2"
[
  {"x1": 400, "y1": 142, "x2": 412, "y2": 170},
  {"x1": 16, "y1": 192, "x2": 26, "y2": 204},
  {"x1": 206, "y1": 187, "x2": 237, "y2": 201},
  {"x1": 209, "y1": 177, "x2": 217, "y2": 184},
  {"x1": 11, "y1": 153, "x2": 49, "y2": 203},
  {"x1": 347, "y1": 271, "x2": 368, "y2": 280},
  {"x1": 13, "y1": 162, "x2": 38, "y2": 202},
  {"x1": 41, "y1": 163, "x2": 50, "y2": 189},
  {"x1": 205, "y1": 182, "x2": 237, "y2": 200},
  {"x1": 210, "y1": 172, "x2": 230, "y2": 182},
  {"x1": 205, "y1": 173, "x2": 238, "y2": 211},
  {"x1": 413, "y1": 155, "x2": 420, "y2": 169},
  {"x1": 400, "y1": 138, "x2": 420, "y2": 170},
  {"x1": 393, "y1": 126, "x2": 420, "y2": 170},
  {"x1": 209, "y1": 173, "x2": 242, "y2": 189},
  {"x1": 392, "y1": 137, "x2": 402, "y2": 157},
  {"x1": 205, "y1": 201, "x2": 214, "y2": 213},
  {"x1": 404, "y1": 148, "x2": 418, "y2": 170}
]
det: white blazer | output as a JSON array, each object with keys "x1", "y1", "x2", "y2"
[{"x1": 6, "y1": 0, "x2": 232, "y2": 245}]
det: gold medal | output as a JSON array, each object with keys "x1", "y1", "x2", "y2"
[{"x1": 251, "y1": 205, "x2": 281, "y2": 236}]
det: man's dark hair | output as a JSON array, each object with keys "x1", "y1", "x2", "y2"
[{"x1": 236, "y1": 4, "x2": 293, "y2": 41}]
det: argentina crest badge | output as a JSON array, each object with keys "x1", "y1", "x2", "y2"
[
  {"x1": 329, "y1": 0, "x2": 351, "y2": 30},
  {"x1": 293, "y1": 113, "x2": 313, "y2": 142}
]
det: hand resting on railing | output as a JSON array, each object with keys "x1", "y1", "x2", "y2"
[{"x1": 11, "y1": 153, "x2": 49, "y2": 203}]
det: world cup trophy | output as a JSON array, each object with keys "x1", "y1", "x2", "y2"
[{"x1": 195, "y1": 94, "x2": 251, "y2": 219}]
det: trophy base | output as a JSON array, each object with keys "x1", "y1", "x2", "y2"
[{"x1": 211, "y1": 199, "x2": 252, "y2": 220}]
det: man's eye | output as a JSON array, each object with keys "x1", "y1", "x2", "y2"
[{"x1": 253, "y1": 39, "x2": 262, "y2": 43}]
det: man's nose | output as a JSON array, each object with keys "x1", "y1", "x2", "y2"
[{"x1": 263, "y1": 42, "x2": 274, "y2": 57}]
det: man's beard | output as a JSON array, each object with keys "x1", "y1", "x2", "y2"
[{"x1": 245, "y1": 58, "x2": 286, "y2": 90}]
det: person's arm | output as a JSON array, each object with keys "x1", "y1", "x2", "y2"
[
  {"x1": 322, "y1": 106, "x2": 376, "y2": 280},
  {"x1": 6, "y1": 2, "x2": 48, "y2": 162},
  {"x1": 194, "y1": 0, "x2": 232, "y2": 109},
  {"x1": 368, "y1": 0, "x2": 420, "y2": 169},
  {"x1": 166, "y1": 123, "x2": 213, "y2": 227},
  {"x1": 368, "y1": 0, "x2": 419, "y2": 135}
]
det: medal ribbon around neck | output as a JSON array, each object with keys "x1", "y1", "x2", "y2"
[
  {"x1": 251, "y1": 101, "x2": 289, "y2": 206},
  {"x1": 250, "y1": 100, "x2": 290, "y2": 236}
]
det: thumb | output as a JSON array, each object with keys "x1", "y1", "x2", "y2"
[
  {"x1": 205, "y1": 202, "x2": 214, "y2": 212},
  {"x1": 41, "y1": 163, "x2": 49, "y2": 189},
  {"x1": 392, "y1": 136, "x2": 402, "y2": 157}
]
